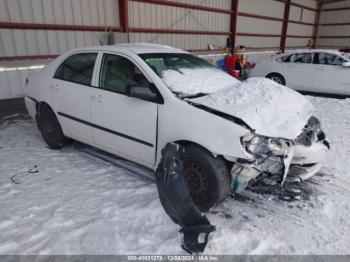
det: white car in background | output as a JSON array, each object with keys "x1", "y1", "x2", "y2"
[
  {"x1": 250, "y1": 49, "x2": 350, "y2": 95},
  {"x1": 25, "y1": 43, "x2": 329, "y2": 212}
]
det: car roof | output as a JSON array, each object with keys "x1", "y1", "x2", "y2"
[
  {"x1": 276, "y1": 49, "x2": 343, "y2": 57},
  {"x1": 68, "y1": 43, "x2": 188, "y2": 55}
]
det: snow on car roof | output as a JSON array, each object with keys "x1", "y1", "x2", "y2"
[{"x1": 66, "y1": 43, "x2": 187, "y2": 55}]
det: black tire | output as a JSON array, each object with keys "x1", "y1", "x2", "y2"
[
  {"x1": 182, "y1": 145, "x2": 231, "y2": 212},
  {"x1": 38, "y1": 104, "x2": 66, "y2": 150},
  {"x1": 266, "y1": 73, "x2": 286, "y2": 85}
]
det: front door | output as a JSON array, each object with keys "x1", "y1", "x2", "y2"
[
  {"x1": 313, "y1": 52, "x2": 350, "y2": 95},
  {"x1": 51, "y1": 52, "x2": 98, "y2": 144},
  {"x1": 90, "y1": 53, "x2": 158, "y2": 168}
]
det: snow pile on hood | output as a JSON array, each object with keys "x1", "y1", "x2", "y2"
[
  {"x1": 189, "y1": 78, "x2": 315, "y2": 139},
  {"x1": 161, "y1": 68, "x2": 240, "y2": 96}
]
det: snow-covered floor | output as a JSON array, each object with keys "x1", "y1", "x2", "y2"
[{"x1": 1, "y1": 96, "x2": 350, "y2": 255}]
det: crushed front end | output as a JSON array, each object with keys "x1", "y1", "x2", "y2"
[{"x1": 231, "y1": 116, "x2": 330, "y2": 193}]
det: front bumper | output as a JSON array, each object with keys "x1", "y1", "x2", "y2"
[{"x1": 231, "y1": 140, "x2": 329, "y2": 193}]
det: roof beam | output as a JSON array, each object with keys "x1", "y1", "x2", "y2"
[
  {"x1": 128, "y1": 0, "x2": 232, "y2": 14},
  {"x1": 129, "y1": 28, "x2": 230, "y2": 35},
  {"x1": 313, "y1": 2, "x2": 322, "y2": 45},
  {"x1": 119, "y1": 0, "x2": 129, "y2": 33},
  {"x1": 0, "y1": 22, "x2": 120, "y2": 32},
  {"x1": 230, "y1": 0, "x2": 239, "y2": 54},
  {"x1": 280, "y1": 0, "x2": 291, "y2": 53}
]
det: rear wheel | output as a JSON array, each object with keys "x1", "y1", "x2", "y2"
[
  {"x1": 182, "y1": 145, "x2": 231, "y2": 212},
  {"x1": 38, "y1": 104, "x2": 66, "y2": 150},
  {"x1": 266, "y1": 73, "x2": 286, "y2": 85}
]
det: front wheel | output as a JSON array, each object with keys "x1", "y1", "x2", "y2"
[
  {"x1": 182, "y1": 145, "x2": 231, "y2": 212},
  {"x1": 266, "y1": 73, "x2": 286, "y2": 85}
]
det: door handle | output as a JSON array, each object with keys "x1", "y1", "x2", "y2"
[
  {"x1": 96, "y1": 95, "x2": 104, "y2": 102},
  {"x1": 50, "y1": 84, "x2": 60, "y2": 90},
  {"x1": 317, "y1": 66, "x2": 325, "y2": 70},
  {"x1": 91, "y1": 94, "x2": 104, "y2": 103}
]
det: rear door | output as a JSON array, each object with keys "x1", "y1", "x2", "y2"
[
  {"x1": 313, "y1": 52, "x2": 350, "y2": 95},
  {"x1": 282, "y1": 52, "x2": 315, "y2": 91},
  {"x1": 90, "y1": 52, "x2": 158, "y2": 168},
  {"x1": 51, "y1": 52, "x2": 98, "y2": 145}
]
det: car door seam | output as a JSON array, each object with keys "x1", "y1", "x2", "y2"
[{"x1": 57, "y1": 112, "x2": 154, "y2": 147}]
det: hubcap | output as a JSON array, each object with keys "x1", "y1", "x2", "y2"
[{"x1": 184, "y1": 160, "x2": 209, "y2": 203}]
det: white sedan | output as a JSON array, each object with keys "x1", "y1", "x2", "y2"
[
  {"x1": 249, "y1": 49, "x2": 350, "y2": 95},
  {"x1": 25, "y1": 43, "x2": 329, "y2": 211}
]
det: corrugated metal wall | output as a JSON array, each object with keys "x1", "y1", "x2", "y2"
[
  {"x1": 0, "y1": 0, "x2": 320, "y2": 58},
  {"x1": 1, "y1": 0, "x2": 322, "y2": 100},
  {"x1": 287, "y1": 0, "x2": 316, "y2": 47},
  {"x1": 237, "y1": 0, "x2": 283, "y2": 48},
  {"x1": 0, "y1": 0, "x2": 120, "y2": 58},
  {"x1": 317, "y1": 0, "x2": 350, "y2": 48},
  {"x1": 0, "y1": 63, "x2": 45, "y2": 99},
  {"x1": 128, "y1": 0, "x2": 231, "y2": 50}
]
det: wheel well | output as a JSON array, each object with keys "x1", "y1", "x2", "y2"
[
  {"x1": 36, "y1": 102, "x2": 52, "y2": 116},
  {"x1": 266, "y1": 72, "x2": 283, "y2": 78},
  {"x1": 175, "y1": 140, "x2": 212, "y2": 153},
  {"x1": 174, "y1": 140, "x2": 234, "y2": 169},
  {"x1": 266, "y1": 72, "x2": 286, "y2": 85}
]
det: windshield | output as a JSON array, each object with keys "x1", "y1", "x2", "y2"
[
  {"x1": 139, "y1": 53, "x2": 240, "y2": 98},
  {"x1": 342, "y1": 53, "x2": 350, "y2": 61}
]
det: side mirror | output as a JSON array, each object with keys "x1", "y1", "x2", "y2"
[
  {"x1": 342, "y1": 62, "x2": 350, "y2": 67},
  {"x1": 127, "y1": 85, "x2": 157, "y2": 102}
]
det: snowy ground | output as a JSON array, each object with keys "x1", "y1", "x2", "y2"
[{"x1": 1, "y1": 96, "x2": 350, "y2": 255}]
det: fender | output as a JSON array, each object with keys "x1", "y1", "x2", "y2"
[{"x1": 155, "y1": 143, "x2": 216, "y2": 254}]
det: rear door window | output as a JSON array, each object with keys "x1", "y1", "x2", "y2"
[
  {"x1": 290, "y1": 53, "x2": 313, "y2": 64},
  {"x1": 54, "y1": 53, "x2": 97, "y2": 86}
]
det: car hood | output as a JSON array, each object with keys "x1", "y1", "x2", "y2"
[{"x1": 188, "y1": 78, "x2": 315, "y2": 140}]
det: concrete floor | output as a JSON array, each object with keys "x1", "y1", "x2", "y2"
[{"x1": 0, "y1": 98, "x2": 27, "y2": 118}]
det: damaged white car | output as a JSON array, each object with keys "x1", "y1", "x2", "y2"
[{"x1": 25, "y1": 43, "x2": 329, "y2": 212}]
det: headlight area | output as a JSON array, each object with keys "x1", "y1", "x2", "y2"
[
  {"x1": 231, "y1": 134, "x2": 293, "y2": 193},
  {"x1": 241, "y1": 134, "x2": 290, "y2": 157}
]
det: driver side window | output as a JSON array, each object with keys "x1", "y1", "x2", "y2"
[
  {"x1": 99, "y1": 54, "x2": 152, "y2": 94},
  {"x1": 290, "y1": 53, "x2": 313, "y2": 64}
]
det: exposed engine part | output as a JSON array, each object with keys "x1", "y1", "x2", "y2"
[
  {"x1": 247, "y1": 175, "x2": 313, "y2": 202},
  {"x1": 155, "y1": 143, "x2": 215, "y2": 254},
  {"x1": 231, "y1": 164, "x2": 260, "y2": 192},
  {"x1": 234, "y1": 117, "x2": 330, "y2": 193},
  {"x1": 231, "y1": 144, "x2": 294, "y2": 192}
]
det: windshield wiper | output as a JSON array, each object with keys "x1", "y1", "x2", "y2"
[{"x1": 183, "y1": 93, "x2": 209, "y2": 99}]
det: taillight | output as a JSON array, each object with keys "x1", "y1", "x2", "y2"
[{"x1": 250, "y1": 63, "x2": 256, "y2": 69}]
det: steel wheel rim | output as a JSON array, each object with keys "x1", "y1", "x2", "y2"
[
  {"x1": 270, "y1": 76, "x2": 282, "y2": 84},
  {"x1": 184, "y1": 160, "x2": 209, "y2": 202}
]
